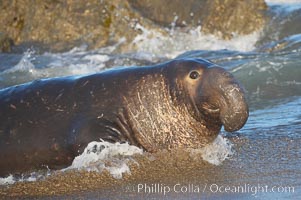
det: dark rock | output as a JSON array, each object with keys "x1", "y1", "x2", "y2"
[
  {"x1": 201, "y1": 0, "x2": 267, "y2": 39},
  {"x1": 0, "y1": 0, "x2": 267, "y2": 52},
  {"x1": 0, "y1": 0, "x2": 162, "y2": 52},
  {"x1": 128, "y1": 0, "x2": 208, "y2": 26},
  {"x1": 128, "y1": 0, "x2": 267, "y2": 39},
  {"x1": 0, "y1": 33, "x2": 14, "y2": 52}
]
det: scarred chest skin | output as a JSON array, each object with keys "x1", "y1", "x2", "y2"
[{"x1": 123, "y1": 73, "x2": 220, "y2": 152}]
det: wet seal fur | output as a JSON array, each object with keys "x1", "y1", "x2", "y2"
[{"x1": 0, "y1": 58, "x2": 248, "y2": 176}]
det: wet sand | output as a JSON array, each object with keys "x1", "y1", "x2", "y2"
[
  {"x1": 1, "y1": 135, "x2": 300, "y2": 199},
  {"x1": 0, "y1": 149, "x2": 230, "y2": 199}
]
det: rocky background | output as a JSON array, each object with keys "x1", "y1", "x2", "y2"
[{"x1": 0, "y1": 0, "x2": 267, "y2": 53}]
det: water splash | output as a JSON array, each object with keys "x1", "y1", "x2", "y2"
[
  {"x1": 0, "y1": 47, "x2": 111, "y2": 88},
  {"x1": 0, "y1": 175, "x2": 15, "y2": 185},
  {"x1": 65, "y1": 136, "x2": 233, "y2": 179},
  {"x1": 0, "y1": 171, "x2": 51, "y2": 186},
  {"x1": 131, "y1": 24, "x2": 260, "y2": 58},
  {"x1": 64, "y1": 141, "x2": 143, "y2": 179},
  {"x1": 190, "y1": 135, "x2": 234, "y2": 165},
  {"x1": 266, "y1": 0, "x2": 301, "y2": 8},
  {"x1": 2, "y1": 49, "x2": 36, "y2": 74}
]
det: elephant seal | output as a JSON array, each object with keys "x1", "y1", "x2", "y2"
[{"x1": 0, "y1": 58, "x2": 248, "y2": 176}]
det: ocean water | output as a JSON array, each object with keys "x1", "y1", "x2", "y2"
[{"x1": 0, "y1": 1, "x2": 301, "y2": 199}]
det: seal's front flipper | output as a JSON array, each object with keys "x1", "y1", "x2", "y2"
[{"x1": 69, "y1": 115, "x2": 128, "y2": 155}]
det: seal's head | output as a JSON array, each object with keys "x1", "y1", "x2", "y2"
[
  {"x1": 166, "y1": 58, "x2": 249, "y2": 133},
  {"x1": 125, "y1": 58, "x2": 249, "y2": 151}
]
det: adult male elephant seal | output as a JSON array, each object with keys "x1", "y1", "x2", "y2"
[{"x1": 0, "y1": 58, "x2": 248, "y2": 176}]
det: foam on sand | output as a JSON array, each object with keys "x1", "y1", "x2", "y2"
[
  {"x1": 190, "y1": 135, "x2": 234, "y2": 166},
  {"x1": 64, "y1": 141, "x2": 143, "y2": 179}
]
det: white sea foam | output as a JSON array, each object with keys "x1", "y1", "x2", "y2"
[
  {"x1": 0, "y1": 175, "x2": 15, "y2": 185},
  {"x1": 0, "y1": 48, "x2": 110, "y2": 85},
  {"x1": 82, "y1": 54, "x2": 110, "y2": 64},
  {"x1": 0, "y1": 172, "x2": 49, "y2": 185},
  {"x1": 265, "y1": 0, "x2": 301, "y2": 11},
  {"x1": 131, "y1": 24, "x2": 260, "y2": 58},
  {"x1": 65, "y1": 136, "x2": 232, "y2": 179},
  {"x1": 266, "y1": 0, "x2": 301, "y2": 4},
  {"x1": 2, "y1": 49, "x2": 37, "y2": 74},
  {"x1": 44, "y1": 49, "x2": 110, "y2": 76},
  {"x1": 190, "y1": 135, "x2": 234, "y2": 165},
  {"x1": 64, "y1": 141, "x2": 143, "y2": 179}
]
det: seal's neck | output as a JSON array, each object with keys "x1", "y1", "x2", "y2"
[{"x1": 123, "y1": 74, "x2": 219, "y2": 152}]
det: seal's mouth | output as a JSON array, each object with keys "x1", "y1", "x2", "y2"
[
  {"x1": 199, "y1": 102, "x2": 220, "y2": 118},
  {"x1": 205, "y1": 107, "x2": 220, "y2": 114},
  {"x1": 201, "y1": 94, "x2": 248, "y2": 132}
]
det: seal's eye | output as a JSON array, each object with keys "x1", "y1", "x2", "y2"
[{"x1": 189, "y1": 71, "x2": 200, "y2": 79}]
